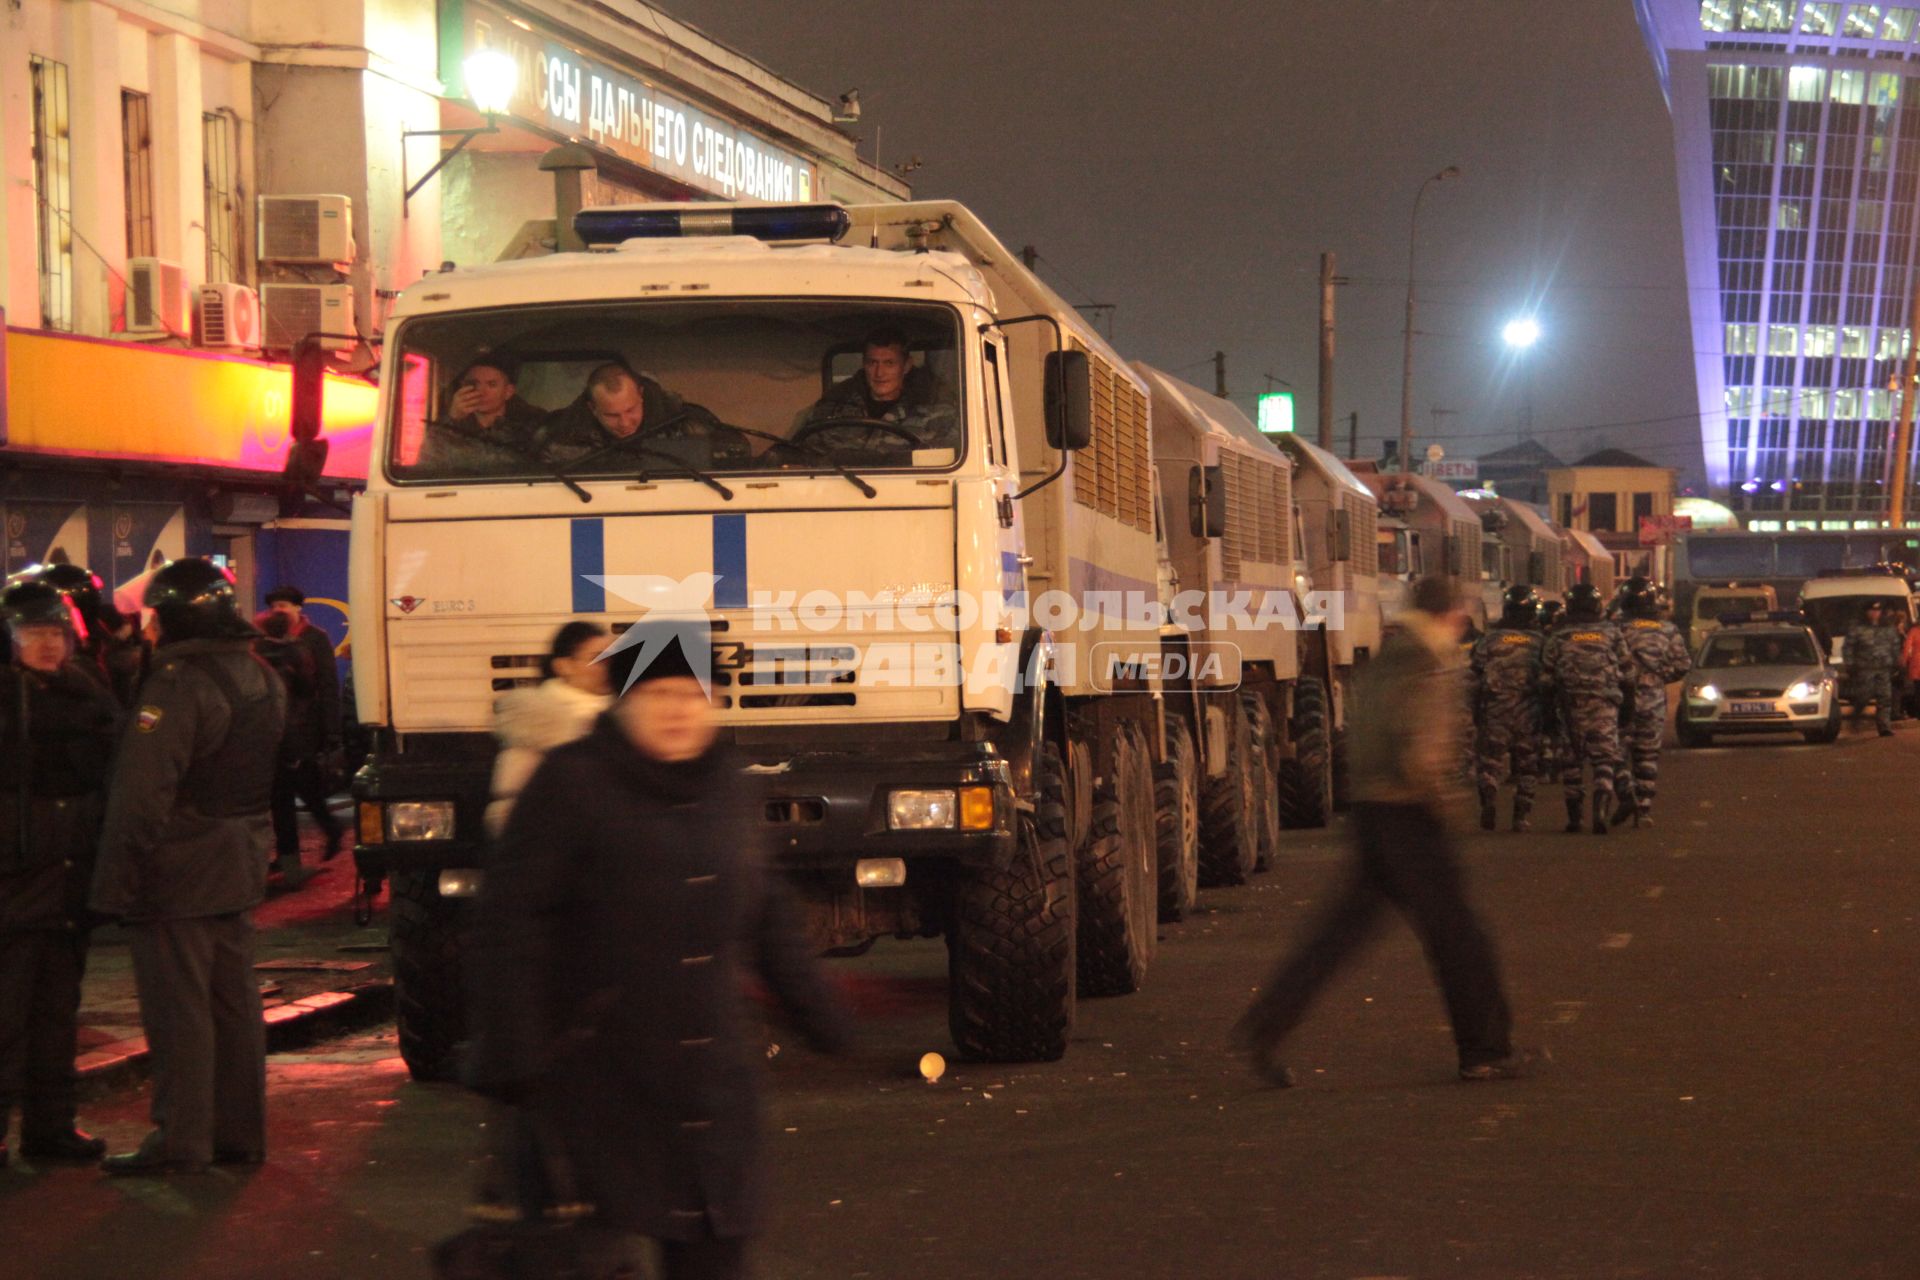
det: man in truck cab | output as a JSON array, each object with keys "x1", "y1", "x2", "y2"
[
  {"x1": 415, "y1": 354, "x2": 547, "y2": 474},
  {"x1": 539, "y1": 363, "x2": 743, "y2": 470},
  {"x1": 802, "y1": 326, "x2": 957, "y2": 451}
]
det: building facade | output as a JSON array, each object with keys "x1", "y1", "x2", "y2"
[
  {"x1": 3, "y1": 0, "x2": 903, "y2": 632},
  {"x1": 1637, "y1": 0, "x2": 1920, "y2": 529},
  {"x1": 1546, "y1": 448, "x2": 1679, "y2": 580}
]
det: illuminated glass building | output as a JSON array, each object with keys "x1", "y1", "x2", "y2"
[{"x1": 1637, "y1": 1, "x2": 1920, "y2": 528}]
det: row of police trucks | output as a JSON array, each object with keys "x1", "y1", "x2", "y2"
[{"x1": 336, "y1": 201, "x2": 1596, "y2": 1077}]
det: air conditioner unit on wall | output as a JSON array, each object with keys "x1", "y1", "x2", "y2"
[
  {"x1": 127, "y1": 258, "x2": 190, "y2": 337},
  {"x1": 261, "y1": 283, "x2": 355, "y2": 353},
  {"x1": 258, "y1": 194, "x2": 354, "y2": 265},
  {"x1": 196, "y1": 283, "x2": 261, "y2": 351}
]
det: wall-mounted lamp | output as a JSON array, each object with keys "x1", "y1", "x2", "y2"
[{"x1": 403, "y1": 50, "x2": 519, "y2": 215}]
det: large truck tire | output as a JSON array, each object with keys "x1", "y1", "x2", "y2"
[
  {"x1": 390, "y1": 869, "x2": 468, "y2": 1083},
  {"x1": 1198, "y1": 696, "x2": 1259, "y2": 887},
  {"x1": 1279, "y1": 676, "x2": 1334, "y2": 830},
  {"x1": 949, "y1": 742, "x2": 1076, "y2": 1062},
  {"x1": 1241, "y1": 692, "x2": 1283, "y2": 871},
  {"x1": 1075, "y1": 725, "x2": 1158, "y2": 997},
  {"x1": 1155, "y1": 714, "x2": 1200, "y2": 922},
  {"x1": 1330, "y1": 724, "x2": 1351, "y2": 812}
]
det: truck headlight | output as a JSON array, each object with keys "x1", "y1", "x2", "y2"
[
  {"x1": 386, "y1": 800, "x2": 456, "y2": 841},
  {"x1": 888, "y1": 789, "x2": 955, "y2": 830},
  {"x1": 1786, "y1": 681, "x2": 1815, "y2": 700}
]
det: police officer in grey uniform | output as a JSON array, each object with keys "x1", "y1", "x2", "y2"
[
  {"x1": 1844, "y1": 600, "x2": 1902, "y2": 737},
  {"x1": 1542, "y1": 584, "x2": 1632, "y2": 836},
  {"x1": 1470, "y1": 585, "x2": 1547, "y2": 833},
  {"x1": 90, "y1": 560, "x2": 286, "y2": 1175},
  {"x1": 1611, "y1": 577, "x2": 1693, "y2": 828}
]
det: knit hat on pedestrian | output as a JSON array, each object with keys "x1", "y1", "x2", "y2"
[{"x1": 600, "y1": 618, "x2": 711, "y2": 696}]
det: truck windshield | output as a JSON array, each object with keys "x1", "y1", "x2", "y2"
[{"x1": 386, "y1": 300, "x2": 965, "y2": 483}]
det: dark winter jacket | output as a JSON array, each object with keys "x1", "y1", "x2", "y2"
[
  {"x1": 804, "y1": 365, "x2": 957, "y2": 449},
  {"x1": 0, "y1": 662, "x2": 121, "y2": 931},
  {"x1": 255, "y1": 615, "x2": 325, "y2": 762},
  {"x1": 291, "y1": 617, "x2": 342, "y2": 750},
  {"x1": 467, "y1": 717, "x2": 850, "y2": 1241},
  {"x1": 89, "y1": 638, "x2": 287, "y2": 922}
]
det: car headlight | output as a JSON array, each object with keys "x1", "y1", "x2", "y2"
[
  {"x1": 1786, "y1": 681, "x2": 1815, "y2": 700},
  {"x1": 386, "y1": 800, "x2": 456, "y2": 841},
  {"x1": 1692, "y1": 684, "x2": 1722, "y2": 703},
  {"x1": 889, "y1": 789, "x2": 956, "y2": 830}
]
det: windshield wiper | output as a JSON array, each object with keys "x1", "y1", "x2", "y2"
[
  {"x1": 583, "y1": 443, "x2": 735, "y2": 500},
  {"x1": 425, "y1": 420, "x2": 593, "y2": 503},
  {"x1": 719, "y1": 424, "x2": 877, "y2": 499}
]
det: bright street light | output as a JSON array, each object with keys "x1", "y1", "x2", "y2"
[
  {"x1": 463, "y1": 49, "x2": 519, "y2": 116},
  {"x1": 1503, "y1": 316, "x2": 1542, "y2": 349}
]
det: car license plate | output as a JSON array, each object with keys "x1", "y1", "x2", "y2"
[{"x1": 1729, "y1": 700, "x2": 1773, "y2": 716}]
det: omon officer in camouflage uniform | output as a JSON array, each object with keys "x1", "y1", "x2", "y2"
[
  {"x1": 1610, "y1": 577, "x2": 1693, "y2": 828},
  {"x1": 1843, "y1": 600, "x2": 1902, "y2": 737},
  {"x1": 1541, "y1": 584, "x2": 1631, "y2": 836},
  {"x1": 1469, "y1": 586, "x2": 1547, "y2": 833}
]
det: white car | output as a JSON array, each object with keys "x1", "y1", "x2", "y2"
[{"x1": 1677, "y1": 617, "x2": 1840, "y2": 747}]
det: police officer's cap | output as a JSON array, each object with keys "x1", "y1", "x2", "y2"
[
  {"x1": 1566, "y1": 583, "x2": 1605, "y2": 621},
  {"x1": 1501, "y1": 584, "x2": 1541, "y2": 628},
  {"x1": 145, "y1": 558, "x2": 255, "y2": 643}
]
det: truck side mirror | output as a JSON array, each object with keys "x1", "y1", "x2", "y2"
[
  {"x1": 1044, "y1": 349, "x2": 1092, "y2": 451},
  {"x1": 1189, "y1": 467, "x2": 1206, "y2": 537},
  {"x1": 1332, "y1": 508, "x2": 1352, "y2": 563},
  {"x1": 1203, "y1": 465, "x2": 1227, "y2": 538}
]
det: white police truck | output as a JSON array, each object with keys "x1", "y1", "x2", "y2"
[{"x1": 346, "y1": 202, "x2": 1168, "y2": 1076}]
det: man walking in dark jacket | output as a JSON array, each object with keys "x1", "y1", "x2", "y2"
[
  {"x1": 1232, "y1": 577, "x2": 1521, "y2": 1086},
  {"x1": 262, "y1": 585, "x2": 344, "y2": 872},
  {"x1": 91, "y1": 560, "x2": 286, "y2": 1175},
  {"x1": 466, "y1": 620, "x2": 849, "y2": 1279},
  {"x1": 0, "y1": 579, "x2": 121, "y2": 1166}
]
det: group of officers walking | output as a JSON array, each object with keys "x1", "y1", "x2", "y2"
[{"x1": 1468, "y1": 576, "x2": 1692, "y2": 836}]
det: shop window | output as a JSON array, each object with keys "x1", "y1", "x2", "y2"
[
  {"x1": 121, "y1": 90, "x2": 154, "y2": 261},
  {"x1": 29, "y1": 56, "x2": 72, "y2": 332},
  {"x1": 203, "y1": 112, "x2": 244, "y2": 285},
  {"x1": 1802, "y1": 1, "x2": 1840, "y2": 32}
]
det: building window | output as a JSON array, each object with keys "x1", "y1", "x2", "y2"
[
  {"x1": 1745, "y1": 0, "x2": 1797, "y2": 28},
  {"x1": 1726, "y1": 322, "x2": 1761, "y2": 354},
  {"x1": 203, "y1": 112, "x2": 243, "y2": 284},
  {"x1": 1705, "y1": 0, "x2": 1737, "y2": 29},
  {"x1": 1802, "y1": 1, "x2": 1841, "y2": 32},
  {"x1": 121, "y1": 90, "x2": 155, "y2": 261},
  {"x1": 1804, "y1": 324, "x2": 1837, "y2": 356},
  {"x1": 1778, "y1": 201, "x2": 1807, "y2": 230},
  {"x1": 1804, "y1": 387, "x2": 1833, "y2": 416},
  {"x1": 1840, "y1": 326, "x2": 1871, "y2": 356},
  {"x1": 1728, "y1": 386, "x2": 1759, "y2": 415},
  {"x1": 1869, "y1": 388, "x2": 1894, "y2": 418},
  {"x1": 29, "y1": 55, "x2": 73, "y2": 333},
  {"x1": 1558, "y1": 494, "x2": 1574, "y2": 526},
  {"x1": 1845, "y1": 4, "x2": 1885, "y2": 37},
  {"x1": 1884, "y1": 7, "x2": 1917, "y2": 38},
  {"x1": 1589, "y1": 493, "x2": 1620, "y2": 533},
  {"x1": 1837, "y1": 387, "x2": 1864, "y2": 417},
  {"x1": 1632, "y1": 493, "x2": 1656, "y2": 527},
  {"x1": 1767, "y1": 324, "x2": 1801, "y2": 355},
  {"x1": 1832, "y1": 68, "x2": 1867, "y2": 102},
  {"x1": 1766, "y1": 386, "x2": 1796, "y2": 415}
]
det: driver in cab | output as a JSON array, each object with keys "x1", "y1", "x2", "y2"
[
  {"x1": 539, "y1": 363, "x2": 740, "y2": 470},
  {"x1": 802, "y1": 326, "x2": 957, "y2": 451}
]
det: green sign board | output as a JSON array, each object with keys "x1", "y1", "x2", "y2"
[{"x1": 1257, "y1": 391, "x2": 1296, "y2": 434}]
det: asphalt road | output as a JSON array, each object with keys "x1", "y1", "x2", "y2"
[{"x1": 6, "y1": 722, "x2": 1917, "y2": 1279}]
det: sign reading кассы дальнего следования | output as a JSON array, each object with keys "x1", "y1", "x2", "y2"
[{"x1": 447, "y1": 0, "x2": 817, "y2": 203}]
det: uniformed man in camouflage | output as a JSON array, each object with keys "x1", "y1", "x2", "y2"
[
  {"x1": 1844, "y1": 600, "x2": 1902, "y2": 737},
  {"x1": 1535, "y1": 598, "x2": 1568, "y2": 783},
  {"x1": 90, "y1": 560, "x2": 287, "y2": 1176},
  {"x1": 1470, "y1": 585, "x2": 1547, "y2": 832},
  {"x1": 1611, "y1": 577, "x2": 1693, "y2": 828},
  {"x1": 1541, "y1": 584, "x2": 1631, "y2": 835}
]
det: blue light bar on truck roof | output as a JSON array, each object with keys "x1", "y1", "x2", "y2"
[{"x1": 574, "y1": 204, "x2": 852, "y2": 246}]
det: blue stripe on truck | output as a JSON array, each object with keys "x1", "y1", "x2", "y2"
[
  {"x1": 712, "y1": 514, "x2": 747, "y2": 609},
  {"x1": 571, "y1": 517, "x2": 606, "y2": 613}
]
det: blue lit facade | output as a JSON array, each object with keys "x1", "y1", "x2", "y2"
[{"x1": 1637, "y1": 1, "x2": 1920, "y2": 526}]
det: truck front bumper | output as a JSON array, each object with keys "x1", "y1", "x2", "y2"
[{"x1": 741, "y1": 740, "x2": 1020, "y2": 873}]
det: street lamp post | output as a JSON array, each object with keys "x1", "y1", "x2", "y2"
[
  {"x1": 1399, "y1": 166, "x2": 1461, "y2": 473},
  {"x1": 1503, "y1": 315, "x2": 1541, "y2": 446}
]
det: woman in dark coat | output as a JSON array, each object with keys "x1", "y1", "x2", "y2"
[{"x1": 468, "y1": 623, "x2": 849, "y2": 1280}]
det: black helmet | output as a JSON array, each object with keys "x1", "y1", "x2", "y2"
[
  {"x1": 2, "y1": 580, "x2": 77, "y2": 633},
  {"x1": 144, "y1": 559, "x2": 254, "y2": 644},
  {"x1": 1566, "y1": 583, "x2": 1605, "y2": 622},
  {"x1": 1537, "y1": 599, "x2": 1565, "y2": 629},
  {"x1": 1617, "y1": 575, "x2": 1659, "y2": 619},
  {"x1": 1501, "y1": 584, "x2": 1541, "y2": 628},
  {"x1": 31, "y1": 563, "x2": 111, "y2": 644}
]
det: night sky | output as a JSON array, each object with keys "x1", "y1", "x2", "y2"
[{"x1": 679, "y1": 0, "x2": 1706, "y2": 488}]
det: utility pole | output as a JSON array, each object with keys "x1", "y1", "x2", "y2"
[
  {"x1": 1019, "y1": 244, "x2": 1038, "y2": 271},
  {"x1": 1348, "y1": 411, "x2": 1359, "y2": 460},
  {"x1": 1399, "y1": 166, "x2": 1461, "y2": 474},
  {"x1": 1213, "y1": 350, "x2": 1228, "y2": 399},
  {"x1": 1318, "y1": 251, "x2": 1337, "y2": 451},
  {"x1": 1893, "y1": 267, "x2": 1920, "y2": 528}
]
